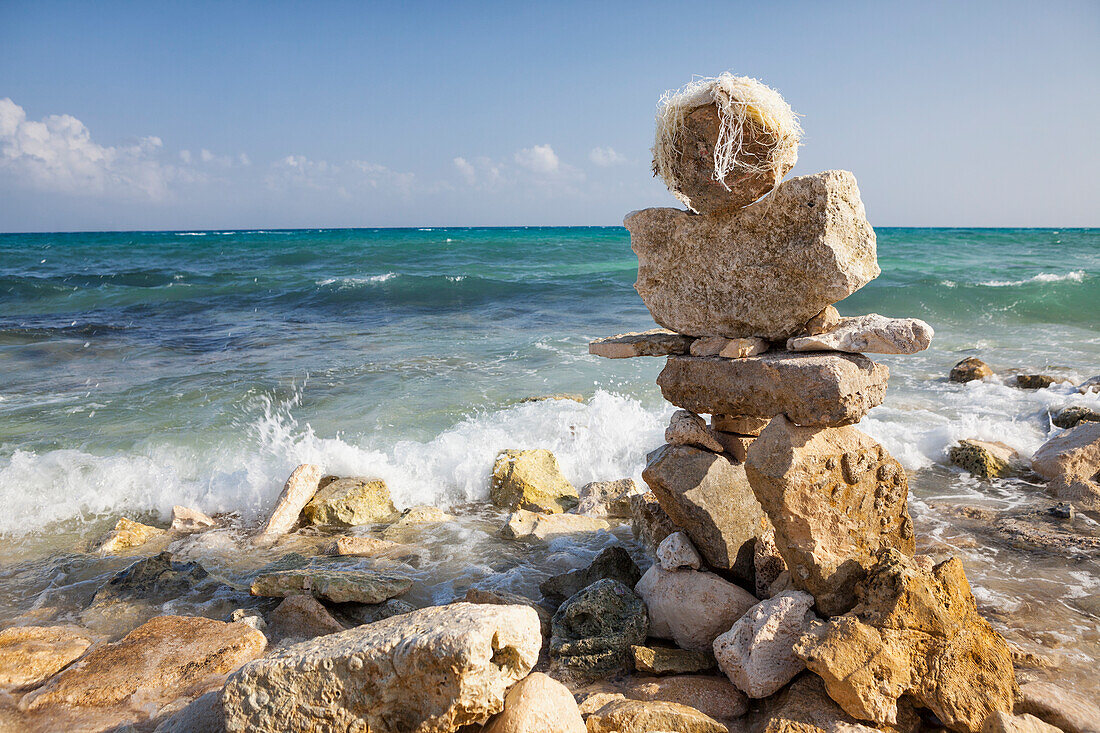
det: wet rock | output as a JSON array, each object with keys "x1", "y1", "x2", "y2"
[
  {"x1": 948, "y1": 439, "x2": 1028, "y2": 479},
  {"x1": 630, "y1": 491, "x2": 679, "y2": 551},
  {"x1": 170, "y1": 505, "x2": 216, "y2": 532},
  {"x1": 801, "y1": 305, "x2": 842, "y2": 336},
  {"x1": 1031, "y1": 421, "x2": 1100, "y2": 482},
  {"x1": 549, "y1": 579, "x2": 648, "y2": 682},
  {"x1": 631, "y1": 645, "x2": 714, "y2": 675},
  {"x1": 540, "y1": 545, "x2": 641, "y2": 603},
  {"x1": 491, "y1": 448, "x2": 578, "y2": 513},
  {"x1": 624, "y1": 675, "x2": 747, "y2": 723},
  {"x1": 993, "y1": 512, "x2": 1100, "y2": 557},
  {"x1": 229, "y1": 608, "x2": 267, "y2": 632},
  {"x1": 627, "y1": 170, "x2": 878, "y2": 340},
  {"x1": 330, "y1": 598, "x2": 416, "y2": 627},
  {"x1": 464, "y1": 588, "x2": 551, "y2": 637},
  {"x1": 520, "y1": 393, "x2": 584, "y2": 403},
  {"x1": 89, "y1": 551, "x2": 213, "y2": 608},
  {"x1": 381, "y1": 504, "x2": 457, "y2": 541},
  {"x1": 1015, "y1": 374, "x2": 1064, "y2": 390},
  {"x1": 754, "y1": 528, "x2": 789, "y2": 598},
  {"x1": 267, "y1": 594, "x2": 345, "y2": 640},
  {"x1": 1052, "y1": 405, "x2": 1100, "y2": 429},
  {"x1": 634, "y1": 565, "x2": 757, "y2": 653},
  {"x1": 589, "y1": 328, "x2": 695, "y2": 359},
  {"x1": 502, "y1": 509, "x2": 610, "y2": 541},
  {"x1": 757, "y1": 674, "x2": 881, "y2": 733},
  {"x1": 658, "y1": 352, "x2": 889, "y2": 428},
  {"x1": 325, "y1": 534, "x2": 405, "y2": 557},
  {"x1": 787, "y1": 313, "x2": 933, "y2": 355},
  {"x1": 713, "y1": 590, "x2": 814, "y2": 698},
  {"x1": 690, "y1": 335, "x2": 770, "y2": 358},
  {"x1": 1016, "y1": 680, "x2": 1100, "y2": 733},
  {"x1": 1046, "y1": 473, "x2": 1100, "y2": 512},
  {"x1": 253, "y1": 463, "x2": 324, "y2": 547},
  {"x1": 92, "y1": 517, "x2": 167, "y2": 554},
  {"x1": 0, "y1": 625, "x2": 92, "y2": 691},
  {"x1": 982, "y1": 711, "x2": 1062, "y2": 733},
  {"x1": 643, "y1": 443, "x2": 765, "y2": 581},
  {"x1": 482, "y1": 672, "x2": 585, "y2": 733},
  {"x1": 222, "y1": 602, "x2": 541, "y2": 733},
  {"x1": 666, "y1": 409, "x2": 725, "y2": 452},
  {"x1": 1079, "y1": 375, "x2": 1100, "y2": 394},
  {"x1": 746, "y1": 416, "x2": 915, "y2": 616},
  {"x1": 712, "y1": 414, "x2": 770, "y2": 436},
  {"x1": 657, "y1": 531, "x2": 703, "y2": 571},
  {"x1": 575, "y1": 478, "x2": 641, "y2": 517},
  {"x1": 250, "y1": 568, "x2": 412, "y2": 604},
  {"x1": 585, "y1": 697, "x2": 728, "y2": 733},
  {"x1": 950, "y1": 357, "x2": 993, "y2": 383},
  {"x1": 301, "y1": 476, "x2": 396, "y2": 526},
  {"x1": 795, "y1": 550, "x2": 1017, "y2": 733}
]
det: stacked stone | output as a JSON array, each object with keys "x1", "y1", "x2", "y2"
[{"x1": 590, "y1": 77, "x2": 1019, "y2": 733}]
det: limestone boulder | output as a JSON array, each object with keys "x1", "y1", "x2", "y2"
[
  {"x1": 92, "y1": 517, "x2": 166, "y2": 554},
  {"x1": 151, "y1": 689, "x2": 224, "y2": 733},
  {"x1": 1015, "y1": 374, "x2": 1064, "y2": 390},
  {"x1": 658, "y1": 352, "x2": 889, "y2": 428},
  {"x1": 540, "y1": 545, "x2": 641, "y2": 603},
  {"x1": 713, "y1": 431, "x2": 754, "y2": 462},
  {"x1": 549, "y1": 579, "x2": 648, "y2": 682},
  {"x1": 801, "y1": 305, "x2": 842, "y2": 336},
  {"x1": 585, "y1": 698, "x2": 728, "y2": 733},
  {"x1": 575, "y1": 478, "x2": 641, "y2": 517},
  {"x1": 1052, "y1": 405, "x2": 1100, "y2": 429},
  {"x1": 787, "y1": 313, "x2": 933, "y2": 355},
  {"x1": 0, "y1": 625, "x2": 92, "y2": 690},
  {"x1": 666, "y1": 409, "x2": 725, "y2": 452},
  {"x1": 589, "y1": 328, "x2": 694, "y2": 359},
  {"x1": 464, "y1": 588, "x2": 552, "y2": 638},
  {"x1": 326, "y1": 534, "x2": 405, "y2": 557},
  {"x1": 795, "y1": 550, "x2": 1017, "y2": 733},
  {"x1": 690, "y1": 335, "x2": 770, "y2": 358},
  {"x1": 1046, "y1": 473, "x2": 1100, "y2": 512},
  {"x1": 657, "y1": 531, "x2": 703, "y2": 571},
  {"x1": 250, "y1": 568, "x2": 412, "y2": 604},
  {"x1": 712, "y1": 590, "x2": 815, "y2": 698},
  {"x1": 746, "y1": 416, "x2": 915, "y2": 615},
  {"x1": 634, "y1": 565, "x2": 757, "y2": 653},
  {"x1": 643, "y1": 443, "x2": 766, "y2": 582},
  {"x1": 254, "y1": 463, "x2": 324, "y2": 547},
  {"x1": 1016, "y1": 680, "x2": 1100, "y2": 733},
  {"x1": 628, "y1": 170, "x2": 878, "y2": 340},
  {"x1": 757, "y1": 674, "x2": 882, "y2": 733},
  {"x1": 1031, "y1": 421, "x2": 1100, "y2": 481},
  {"x1": 712, "y1": 414, "x2": 770, "y2": 436},
  {"x1": 754, "y1": 527, "x2": 789, "y2": 598},
  {"x1": 1079, "y1": 375, "x2": 1100, "y2": 394},
  {"x1": 267, "y1": 594, "x2": 345, "y2": 640},
  {"x1": 170, "y1": 505, "x2": 216, "y2": 532},
  {"x1": 483, "y1": 672, "x2": 585, "y2": 733},
  {"x1": 221, "y1": 602, "x2": 541, "y2": 733},
  {"x1": 630, "y1": 645, "x2": 714, "y2": 675},
  {"x1": 624, "y1": 675, "x2": 747, "y2": 723},
  {"x1": 629, "y1": 491, "x2": 679, "y2": 551},
  {"x1": 950, "y1": 357, "x2": 993, "y2": 383},
  {"x1": 982, "y1": 712, "x2": 1063, "y2": 733},
  {"x1": 491, "y1": 449, "x2": 578, "y2": 513},
  {"x1": 302, "y1": 476, "x2": 396, "y2": 526},
  {"x1": 949, "y1": 439, "x2": 1028, "y2": 479},
  {"x1": 502, "y1": 509, "x2": 610, "y2": 541}
]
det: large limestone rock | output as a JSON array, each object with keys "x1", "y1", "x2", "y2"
[
  {"x1": 221, "y1": 603, "x2": 541, "y2": 733},
  {"x1": 267, "y1": 594, "x2": 346, "y2": 640},
  {"x1": 250, "y1": 568, "x2": 412, "y2": 604},
  {"x1": 624, "y1": 675, "x2": 747, "y2": 723},
  {"x1": 629, "y1": 491, "x2": 678, "y2": 551},
  {"x1": 549, "y1": 579, "x2": 648, "y2": 682},
  {"x1": 949, "y1": 439, "x2": 1028, "y2": 479},
  {"x1": 540, "y1": 545, "x2": 641, "y2": 602},
  {"x1": 634, "y1": 565, "x2": 757, "y2": 653},
  {"x1": 574, "y1": 478, "x2": 641, "y2": 517},
  {"x1": 712, "y1": 590, "x2": 815, "y2": 698},
  {"x1": 627, "y1": 170, "x2": 878, "y2": 340},
  {"x1": 795, "y1": 550, "x2": 1017, "y2": 733},
  {"x1": 585, "y1": 698, "x2": 728, "y2": 733},
  {"x1": 659, "y1": 352, "x2": 889, "y2": 428},
  {"x1": 643, "y1": 444, "x2": 765, "y2": 581},
  {"x1": 982, "y1": 712, "x2": 1063, "y2": 733},
  {"x1": 746, "y1": 416, "x2": 915, "y2": 615},
  {"x1": 787, "y1": 313, "x2": 934, "y2": 355},
  {"x1": 589, "y1": 328, "x2": 694, "y2": 359},
  {"x1": 1016, "y1": 680, "x2": 1100, "y2": 733},
  {"x1": 254, "y1": 463, "x2": 324, "y2": 546},
  {"x1": 757, "y1": 674, "x2": 882, "y2": 733},
  {"x1": 301, "y1": 476, "x2": 396, "y2": 526},
  {"x1": 502, "y1": 509, "x2": 610, "y2": 541},
  {"x1": 491, "y1": 449, "x2": 578, "y2": 513},
  {"x1": 666, "y1": 409, "x2": 725, "y2": 452},
  {"x1": 630, "y1": 645, "x2": 714, "y2": 675},
  {"x1": 1031, "y1": 421, "x2": 1100, "y2": 481},
  {"x1": 170, "y1": 505, "x2": 216, "y2": 532},
  {"x1": 464, "y1": 588, "x2": 553, "y2": 638},
  {"x1": 92, "y1": 516, "x2": 166, "y2": 554},
  {"x1": 483, "y1": 672, "x2": 585, "y2": 733},
  {"x1": 0, "y1": 625, "x2": 92, "y2": 690}
]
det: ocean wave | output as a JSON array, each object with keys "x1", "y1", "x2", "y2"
[
  {"x1": 174, "y1": 232, "x2": 208, "y2": 236},
  {"x1": 978, "y1": 270, "x2": 1087, "y2": 287},
  {"x1": 316, "y1": 273, "x2": 398, "y2": 287}
]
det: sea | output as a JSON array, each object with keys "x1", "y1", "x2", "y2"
[{"x1": 0, "y1": 226, "x2": 1098, "y2": 688}]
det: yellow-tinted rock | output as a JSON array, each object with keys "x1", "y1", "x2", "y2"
[
  {"x1": 491, "y1": 449, "x2": 578, "y2": 513},
  {"x1": 585, "y1": 698, "x2": 728, "y2": 733},
  {"x1": 483, "y1": 672, "x2": 585, "y2": 733},
  {"x1": 302, "y1": 476, "x2": 396, "y2": 527},
  {"x1": 92, "y1": 517, "x2": 166, "y2": 554},
  {"x1": 948, "y1": 440, "x2": 1027, "y2": 479},
  {"x1": 0, "y1": 626, "x2": 92, "y2": 690},
  {"x1": 950, "y1": 357, "x2": 993, "y2": 383}
]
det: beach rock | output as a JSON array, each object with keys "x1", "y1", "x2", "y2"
[
  {"x1": 787, "y1": 313, "x2": 933, "y2": 355},
  {"x1": 491, "y1": 448, "x2": 578, "y2": 513},
  {"x1": 690, "y1": 335, "x2": 770, "y2": 358},
  {"x1": 151, "y1": 689, "x2": 224, "y2": 733},
  {"x1": 549, "y1": 579, "x2": 648, "y2": 682},
  {"x1": 575, "y1": 478, "x2": 641, "y2": 517},
  {"x1": 254, "y1": 463, "x2": 324, "y2": 547},
  {"x1": 1079, "y1": 376, "x2": 1100, "y2": 394},
  {"x1": 629, "y1": 170, "x2": 876, "y2": 339},
  {"x1": 630, "y1": 491, "x2": 679, "y2": 551},
  {"x1": 589, "y1": 328, "x2": 695, "y2": 359},
  {"x1": 1015, "y1": 374, "x2": 1064, "y2": 390},
  {"x1": 643, "y1": 443, "x2": 765, "y2": 581},
  {"x1": 540, "y1": 545, "x2": 641, "y2": 603},
  {"x1": 634, "y1": 565, "x2": 757, "y2": 653},
  {"x1": 657, "y1": 531, "x2": 703, "y2": 571},
  {"x1": 221, "y1": 602, "x2": 541, "y2": 733},
  {"x1": 23, "y1": 615, "x2": 265, "y2": 723},
  {"x1": 666, "y1": 409, "x2": 725, "y2": 452},
  {"x1": 464, "y1": 588, "x2": 552, "y2": 637},
  {"x1": 746, "y1": 416, "x2": 915, "y2": 615},
  {"x1": 1052, "y1": 405, "x2": 1100, "y2": 429},
  {"x1": 482, "y1": 672, "x2": 585, "y2": 733},
  {"x1": 1016, "y1": 680, "x2": 1100, "y2": 733},
  {"x1": 625, "y1": 675, "x2": 747, "y2": 722},
  {"x1": 1046, "y1": 473, "x2": 1100, "y2": 512},
  {"x1": 268, "y1": 594, "x2": 345, "y2": 640},
  {"x1": 503, "y1": 509, "x2": 610, "y2": 541},
  {"x1": 949, "y1": 439, "x2": 1028, "y2": 478},
  {"x1": 758, "y1": 674, "x2": 881, "y2": 733},
  {"x1": 326, "y1": 534, "x2": 405, "y2": 556},
  {"x1": 89, "y1": 551, "x2": 212, "y2": 608},
  {"x1": 0, "y1": 625, "x2": 92, "y2": 691},
  {"x1": 992, "y1": 511, "x2": 1100, "y2": 557},
  {"x1": 301, "y1": 476, "x2": 396, "y2": 526},
  {"x1": 712, "y1": 414, "x2": 770, "y2": 436},
  {"x1": 1031, "y1": 421, "x2": 1100, "y2": 481},
  {"x1": 754, "y1": 527, "x2": 789, "y2": 598},
  {"x1": 250, "y1": 568, "x2": 412, "y2": 604},
  {"x1": 92, "y1": 516, "x2": 166, "y2": 554},
  {"x1": 382, "y1": 504, "x2": 457, "y2": 541},
  {"x1": 229, "y1": 608, "x2": 267, "y2": 632},
  {"x1": 802, "y1": 305, "x2": 842, "y2": 336},
  {"x1": 330, "y1": 598, "x2": 416, "y2": 627},
  {"x1": 795, "y1": 550, "x2": 1017, "y2": 733},
  {"x1": 170, "y1": 505, "x2": 216, "y2": 532},
  {"x1": 658, "y1": 352, "x2": 889, "y2": 428},
  {"x1": 714, "y1": 431, "x2": 754, "y2": 462},
  {"x1": 982, "y1": 711, "x2": 1063, "y2": 733},
  {"x1": 585, "y1": 697, "x2": 728, "y2": 733},
  {"x1": 712, "y1": 590, "x2": 814, "y2": 698},
  {"x1": 520, "y1": 393, "x2": 585, "y2": 403},
  {"x1": 631, "y1": 645, "x2": 714, "y2": 675},
  {"x1": 950, "y1": 357, "x2": 993, "y2": 383}
]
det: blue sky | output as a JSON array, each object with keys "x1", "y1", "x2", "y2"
[{"x1": 1, "y1": 0, "x2": 1097, "y2": 231}]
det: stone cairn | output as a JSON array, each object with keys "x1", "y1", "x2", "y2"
[{"x1": 589, "y1": 75, "x2": 1020, "y2": 733}]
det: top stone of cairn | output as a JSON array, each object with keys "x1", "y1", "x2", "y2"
[{"x1": 652, "y1": 74, "x2": 802, "y2": 214}]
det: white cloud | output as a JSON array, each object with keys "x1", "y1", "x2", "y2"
[
  {"x1": 350, "y1": 160, "x2": 416, "y2": 194},
  {"x1": 453, "y1": 156, "x2": 477, "y2": 186},
  {"x1": 514, "y1": 144, "x2": 560, "y2": 174},
  {"x1": 238, "y1": 153, "x2": 251, "y2": 166},
  {"x1": 589, "y1": 146, "x2": 626, "y2": 166},
  {"x1": 179, "y1": 149, "x2": 192, "y2": 164}
]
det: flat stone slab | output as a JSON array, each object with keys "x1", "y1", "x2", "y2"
[
  {"x1": 658, "y1": 352, "x2": 889, "y2": 428},
  {"x1": 787, "y1": 313, "x2": 933, "y2": 355},
  {"x1": 589, "y1": 328, "x2": 694, "y2": 359},
  {"x1": 250, "y1": 568, "x2": 412, "y2": 604}
]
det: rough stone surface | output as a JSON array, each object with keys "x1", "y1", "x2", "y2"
[
  {"x1": 502, "y1": 509, "x2": 610, "y2": 541},
  {"x1": 1052, "y1": 405, "x2": 1100, "y2": 429},
  {"x1": 630, "y1": 645, "x2": 714, "y2": 675},
  {"x1": 714, "y1": 431, "x2": 754, "y2": 462},
  {"x1": 491, "y1": 449, "x2": 578, "y2": 513},
  {"x1": 795, "y1": 550, "x2": 1017, "y2": 733},
  {"x1": 221, "y1": 602, "x2": 541, "y2": 733},
  {"x1": 657, "y1": 531, "x2": 703, "y2": 571},
  {"x1": 802, "y1": 305, "x2": 842, "y2": 336},
  {"x1": 93, "y1": 516, "x2": 166, "y2": 554},
  {"x1": 89, "y1": 551, "x2": 213, "y2": 609},
  {"x1": 949, "y1": 439, "x2": 1028, "y2": 479},
  {"x1": 643, "y1": 443, "x2": 765, "y2": 581},
  {"x1": 1017, "y1": 680, "x2": 1100, "y2": 733},
  {"x1": 1031, "y1": 421, "x2": 1100, "y2": 481},
  {"x1": 549, "y1": 579, "x2": 648, "y2": 682},
  {"x1": 0, "y1": 625, "x2": 92, "y2": 690},
  {"x1": 712, "y1": 590, "x2": 815, "y2": 698},
  {"x1": 666, "y1": 409, "x2": 725, "y2": 452},
  {"x1": 585, "y1": 697, "x2": 728, "y2": 733},
  {"x1": 589, "y1": 328, "x2": 694, "y2": 359},
  {"x1": 1015, "y1": 374, "x2": 1064, "y2": 390},
  {"x1": 746, "y1": 416, "x2": 915, "y2": 615},
  {"x1": 250, "y1": 568, "x2": 412, "y2": 604},
  {"x1": 464, "y1": 588, "x2": 552, "y2": 637},
  {"x1": 950, "y1": 357, "x2": 993, "y2": 383},
  {"x1": 575, "y1": 478, "x2": 641, "y2": 517},
  {"x1": 170, "y1": 505, "x2": 216, "y2": 532},
  {"x1": 381, "y1": 505, "x2": 457, "y2": 541},
  {"x1": 302, "y1": 476, "x2": 396, "y2": 526},
  {"x1": 268, "y1": 594, "x2": 346, "y2": 640},
  {"x1": 330, "y1": 598, "x2": 416, "y2": 628},
  {"x1": 658, "y1": 352, "x2": 889, "y2": 428},
  {"x1": 757, "y1": 674, "x2": 881, "y2": 733},
  {"x1": 630, "y1": 491, "x2": 679, "y2": 551},
  {"x1": 1079, "y1": 376, "x2": 1100, "y2": 394},
  {"x1": 540, "y1": 545, "x2": 641, "y2": 602},
  {"x1": 787, "y1": 313, "x2": 933, "y2": 355},
  {"x1": 624, "y1": 675, "x2": 747, "y2": 723},
  {"x1": 712, "y1": 414, "x2": 770, "y2": 436},
  {"x1": 483, "y1": 672, "x2": 585, "y2": 733},
  {"x1": 982, "y1": 711, "x2": 1063, "y2": 733},
  {"x1": 690, "y1": 335, "x2": 770, "y2": 358},
  {"x1": 254, "y1": 463, "x2": 324, "y2": 546},
  {"x1": 634, "y1": 565, "x2": 757, "y2": 653},
  {"x1": 1046, "y1": 473, "x2": 1100, "y2": 512},
  {"x1": 326, "y1": 534, "x2": 405, "y2": 557},
  {"x1": 151, "y1": 689, "x2": 224, "y2": 733}
]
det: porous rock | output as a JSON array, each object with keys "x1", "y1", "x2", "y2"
[
  {"x1": 1031, "y1": 421, "x2": 1100, "y2": 482},
  {"x1": 254, "y1": 463, "x2": 324, "y2": 547},
  {"x1": 948, "y1": 439, "x2": 1028, "y2": 479},
  {"x1": 1052, "y1": 405, "x2": 1100, "y2": 429},
  {"x1": 491, "y1": 449, "x2": 578, "y2": 513},
  {"x1": 666, "y1": 409, "x2": 725, "y2": 452},
  {"x1": 482, "y1": 672, "x2": 585, "y2": 733},
  {"x1": 92, "y1": 516, "x2": 166, "y2": 554},
  {"x1": 250, "y1": 568, "x2": 412, "y2": 604},
  {"x1": 302, "y1": 476, "x2": 396, "y2": 526},
  {"x1": 0, "y1": 625, "x2": 92, "y2": 690},
  {"x1": 585, "y1": 697, "x2": 728, "y2": 733},
  {"x1": 464, "y1": 588, "x2": 552, "y2": 638},
  {"x1": 712, "y1": 590, "x2": 814, "y2": 698},
  {"x1": 714, "y1": 431, "x2": 754, "y2": 462},
  {"x1": 757, "y1": 674, "x2": 881, "y2": 733},
  {"x1": 634, "y1": 565, "x2": 757, "y2": 653},
  {"x1": 981, "y1": 711, "x2": 1063, "y2": 733},
  {"x1": 787, "y1": 313, "x2": 933, "y2": 355},
  {"x1": 629, "y1": 491, "x2": 679, "y2": 551},
  {"x1": 631, "y1": 645, "x2": 714, "y2": 675},
  {"x1": 624, "y1": 675, "x2": 747, "y2": 723},
  {"x1": 589, "y1": 328, "x2": 694, "y2": 359},
  {"x1": 754, "y1": 527, "x2": 789, "y2": 598},
  {"x1": 1016, "y1": 679, "x2": 1100, "y2": 733},
  {"x1": 549, "y1": 579, "x2": 648, "y2": 682},
  {"x1": 1046, "y1": 473, "x2": 1100, "y2": 512},
  {"x1": 540, "y1": 545, "x2": 641, "y2": 602},
  {"x1": 712, "y1": 414, "x2": 770, "y2": 436},
  {"x1": 950, "y1": 357, "x2": 993, "y2": 383},
  {"x1": 326, "y1": 534, "x2": 405, "y2": 557},
  {"x1": 657, "y1": 531, "x2": 703, "y2": 571},
  {"x1": 1015, "y1": 374, "x2": 1064, "y2": 390},
  {"x1": 575, "y1": 478, "x2": 641, "y2": 517},
  {"x1": 503, "y1": 509, "x2": 610, "y2": 541}
]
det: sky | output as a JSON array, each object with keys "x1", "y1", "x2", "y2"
[{"x1": 0, "y1": 0, "x2": 1097, "y2": 231}]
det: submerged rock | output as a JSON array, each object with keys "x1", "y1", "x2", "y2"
[
  {"x1": 712, "y1": 590, "x2": 814, "y2": 698},
  {"x1": 490, "y1": 448, "x2": 578, "y2": 513},
  {"x1": 948, "y1": 439, "x2": 1028, "y2": 478},
  {"x1": 301, "y1": 476, "x2": 396, "y2": 526},
  {"x1": 585, "y1": 697, "x2": 728, "y2": 733},
  {"x1": 482, "y1": 672, "x2": 585, "y2": 733},
  {"x1": 630, "y1": 645, "x2": 714, "y2": 675},
  {"x1": 574, "y1": 478, "x2": 641, "y2": 517},
  {"x1": 1015, "y1": 374, "x2": 1064, "y2": 390},
  {"x1": 330, "y1": 598, "x2": 416, "y2": 627},
  {"x1": 1031, "y1": 421, "x2": 1100, "y2": 482},
  {"x1": 549, "y1": 579, "x2": 648, "y2": 682},
  {"x1": 627, "y1": 170, "x2": 878, "y2": 340},
  {"x1": 589, "y1": 328, "x2": 694, "y2": 359},
  {"x1": 92, "y1": 517, "x2": 167, "y2": 554},
  {"x1": 539, "y1": 545, "x2": 641, "y2": 603},
  {"x1": 787, "y1": 313, "x2": 933, "y2": 355},
  {"x1": 950, "y1": 357, "x2": 993, "y2": 383},
  {"x1": 634, "y1": 564, "x2": 757, "y2": 653},
  {"x1": 253, "y1": 463, "x2": 324, "y2": 547},
  {"x1": 221, "y1": 602, "x2": 542, "y2": 733},
  {"x1": 1052, "y1": 405, "x2": 1100, "y2": 429},
  {"x1": 89, "y1": 551, "x2": 213, "y2": 608},
  {"x1": 1079, "y1": 375, "x2": 1100, "y2": 394},
  {"x1": 0, "y1": 625, "x2": 92, "y2": 691},
  {"x1": 502, "y1": 509, "x2": 609, "y2": 541},
  {"x1": 666, "y1": 409, "x2": 725, "y2": 452},
  {"x1": 250, "y1": 568, "x2": 412, "y2": 604}
]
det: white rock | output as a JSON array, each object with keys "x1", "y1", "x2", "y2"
[
  {"x1": 634, "y1": 565, "x2": 757, "y2": 653},
  {"x1": 253, "y1": 464, "x2": 324, "y2": 547},
  {"x1": 657, "y1": 531, "x2": 703, "y2": 571},
  {"x1": 787, "y1": 313, "x2": 933, "y2": 355},
  {"x1": 713, "y1": 590, "x2": 815, "y2": 698},
  {"x1": 482, "y1": 672, "x2": 585, "y2": 733},
  {"x1": 665, "y1": 410, "x2": 724, "y2": 452},
  {"x1": 502, "y1": 510, "x2": 610, "y2": 541},
  {"x1": 170, "y1": 505, "x2": 216, "y2": 533}
]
